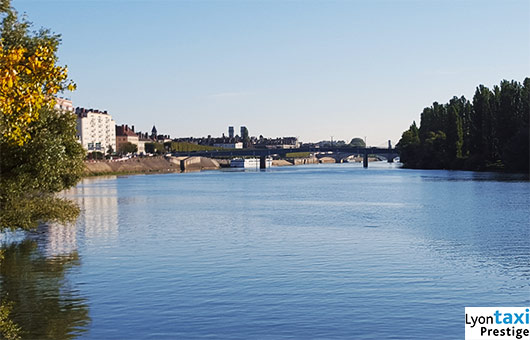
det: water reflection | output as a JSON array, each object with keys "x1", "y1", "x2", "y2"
[
  {"x1": 34, "y1": 223, "x2": 78, "y2": 258},
  {"x1": 0, "y1": 239, "x2": 90, "y2": 339},
  {"x1": 0, "y1": 177, "x2": 118, "y2": 339},
  {"x1": 420, "y1": 170, "x2": 529, "y2": 182},
  {"x1": 64, "y1": 177, "x2": 119, "y2": 243}
]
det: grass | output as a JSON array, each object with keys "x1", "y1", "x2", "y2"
[{"x1": 285, "y1": 152, "x2": 311, "y2": 158}]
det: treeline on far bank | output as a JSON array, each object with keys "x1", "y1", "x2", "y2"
[
  {"x1": 397, "y1": 78, "x2": 529, "y2": 172},
  {"x1": 145, "y1": 141, "x2": 224, "y2": 154}
]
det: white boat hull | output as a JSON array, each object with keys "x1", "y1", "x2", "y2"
[{"x1": 230, "y1": 158, "x2": 272, "y2": 168}]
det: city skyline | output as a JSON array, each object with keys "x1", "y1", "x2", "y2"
[{"x1": 14, "y1": 0, "x2": 530, "y2": 145}]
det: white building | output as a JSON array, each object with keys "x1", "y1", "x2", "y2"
[
  {"x1": 137, "y1": 137, "x2": 151, "y2": 154},
  {"x1": 76, "y1": 107, "x2": 116, "y2": 153},
  {"x1": 213, "y1": 142, "x2": 243, "y2": 149},
  {"x1": 54, "y1": 97, "x2": 74, "y2": 112}
]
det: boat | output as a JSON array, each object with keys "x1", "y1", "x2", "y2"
[{"x1": 230, "y1": 157, "x2": 272, "y2": 168}]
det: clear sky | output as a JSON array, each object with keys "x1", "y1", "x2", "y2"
[{"x1": 13, "y1": 0, "x2": 530, "y2": 146}]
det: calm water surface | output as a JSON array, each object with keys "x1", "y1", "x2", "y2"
[{"x1": 1, "y1": 163, "x2": 529, "y2": 339}]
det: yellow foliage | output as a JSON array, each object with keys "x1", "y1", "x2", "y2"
[{"x1": 0, "y1": 40, "x2": 75, "y2": 145}]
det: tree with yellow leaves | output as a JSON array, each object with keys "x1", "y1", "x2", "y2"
[
  {"x1": 0, "y1": 1, "x2": 75, "y2": 145},
  {"x1": 0, "y1": 0, "x2": 85, "y2": 231}
]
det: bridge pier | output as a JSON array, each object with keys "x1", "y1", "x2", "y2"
[
  {"x1": 387, "y1": 140, "x2": 393, "y2": 162},
  {"x1": 259, "y1": 155, "x2": 267, "y2": 169},
  {"x1": 363, "y1": 149, "x2": 368, "y2": 168}
]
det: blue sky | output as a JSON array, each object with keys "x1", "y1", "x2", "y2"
[{"x1": 13, "y1": 0, "x2": 530, "y2": 145}]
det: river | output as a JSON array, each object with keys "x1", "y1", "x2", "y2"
[{"x1": 1, "y1": 162, "x2": 529, "y2": 339}]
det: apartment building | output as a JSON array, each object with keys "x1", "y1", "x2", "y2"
[
  {"x1": 75, "y1": 107, "x2": 116, "y2": 153},
  {"x1": 54, "y1": 97, "x2": 74, "y2": 112}
]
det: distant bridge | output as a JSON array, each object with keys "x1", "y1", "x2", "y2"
[{"x1": 172, "y1": 146, "x2": 398, "y2": 168}]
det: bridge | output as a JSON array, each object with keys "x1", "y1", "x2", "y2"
[{"x1": 172, "y1": 146, "x2": 398, "y2": 169}]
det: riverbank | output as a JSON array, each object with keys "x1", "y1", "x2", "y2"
[
  {"x1": 83, "y1": 155, "x2": 382, "y2": 177},
  {"x1": 84, "y1": 157, "x2": 180, "y2": 176},
  {"x1": 84, "y1": 156, "x2": 229, "y2": 176}
]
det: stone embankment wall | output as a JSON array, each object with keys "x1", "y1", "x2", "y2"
[
  {"x1": 271, "y1": 157, "x2": 319, "y2": 166},
  {"x1": 272, "y1": 159, "x2": 293, "y2": 166},
  {"x1": 290, "y1": 157, "x2": 319, "y2": 165},
  {"x1": 85, "y1": 156, "x2": 221, "y2": 176},
  {"x1": 317, "y1": 157, "x2": 337, "y2": 164},
  {"x1": 169, "y1": 156, "x2": 220, "y2": 172},
  {"x1": 85, "y1": 157, "x2": 179, "y2": 175}
]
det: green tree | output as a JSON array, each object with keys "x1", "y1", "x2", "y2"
[
  {"x1": 145, "y1": 142, "x2": 164, "y2": 154},
  {"x1": 1, "y1": 246, "x2": 20, "y2": 340},
  {"x1": 419, "y1": 102, "x2": 447, "y2": 143},
  {"x1": 396, "y1": 122, "x2": 420, "y2": 167},
  {"x1": 118, "y1": 142, "x2": 137, "y2": 155},
  {"x1": 349, "y1": 137, "x2": 366, "y2": 148},
  {"x1": 496, "y1": 80, "x2": 524, "y2": 152},
  {"x1": 461, "y1": 99, "x2": 474, "y2": 158},
  {"x1": 423, "y1": 131, "x2": 447, "y2": 168},
  {"x1": 470, "y1": 85, "x2": 496, "y2": 162},
  {"x1": 144, "y1": 142, "x2": 155, "y2": 154},
  {"x1": 0, "y1": 107, "x2": 85, "y2": 230},
  {"x1": 87, "y1": 151, "x2": 104, "y2": 160},
  {"x1": 499, "y1": 79, "x2": 529, "y2": 172},
  {"x1": 399, "y1": 78, "x2": 529, "y2": 172},
  {"x1": 0, "y1": 250, "x2": 20, "y2": 340},
  {"x1": 446, "y1": 104, "x2": 463, "y2": 160},
  {"x1": 0, "y1": 300, "x2": 21, "y2": 340}
]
